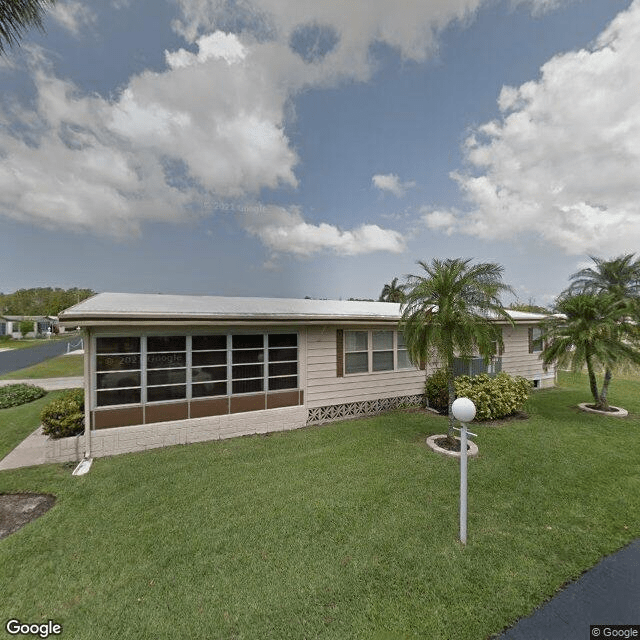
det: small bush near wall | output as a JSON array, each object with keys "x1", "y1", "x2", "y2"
[
  {"x1": 19, "y1": 321, "x2": 33, "y2": 338},
  {"x1": 454, "y1": 373, "x2": 531, "y2": 421},
  {"x1": 424, "y1": 368, "x2": 450, "y2": 413},
  {"x1": 0, "y1": 384, "x2": 47, "y2": 409},
  {"x1": 41, "y1": 389, "x2": 84, "y2": 439}
]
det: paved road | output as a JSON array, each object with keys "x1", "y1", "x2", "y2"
[
  {"x1": 0, "y1": 338, "x2": 80, "y2": 375},
  {"x1": 496, "y1": 539, "x2": 640, "y2": 639}
]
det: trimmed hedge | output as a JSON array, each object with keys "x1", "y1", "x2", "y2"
[
  {"x1": 0, "y1": 383, "x2": 47, "y2": 409},
  {"x1": 424, "y1": 370, "x2": 532, "y2": 420},
  {"x1": 454, "y1": 373, "x2": 531, "y2": 421},
  {"x1": 41, "y1": 388, "x2": 85, "y2": 439}
]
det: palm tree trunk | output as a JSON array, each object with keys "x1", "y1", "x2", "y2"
[
  {"x1": 585, "y1": 350, "x2": 600, "y2": 406},
  {"x1": 597, "y1": 367, "x2": 612, "y2": 411}
]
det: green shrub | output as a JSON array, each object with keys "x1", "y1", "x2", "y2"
[
  {"x1": 454, "y1": 372, "x2": 531, "y2": 421},
  {"x1": 424, "y1": 368, "x2": 450, "y2": 413},
  {"x1": 19, "y1": 320, "x2": 33, "y2": 337},
  {"x1": 41, "y1": 388, "x2": 85, "y2": 439},
  {"x1": 0, "y1": 383, "x2": 47, "y2": 409}
]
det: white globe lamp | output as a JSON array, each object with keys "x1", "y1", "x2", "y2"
[
  {"x1": 451, "y1": 397, "x2": 476, "y2": 545},
  {"x1": 452, "y1": 397, "x2": 476, "y2": 423}
]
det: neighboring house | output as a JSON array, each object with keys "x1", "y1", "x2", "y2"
[
  {"x1": 58, "y1": 292, "x2": 554, "y2": 460},
  {"x1": 0, "y1": 315, "x2": 64, "y2": 338}
]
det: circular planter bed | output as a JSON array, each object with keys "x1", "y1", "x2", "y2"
[
  {"x1": 426, "y1": 434, "x2": 479, "y2": 459},
  {"x1": 578, "y1": 403, "x2": 628, "y2": 417}
]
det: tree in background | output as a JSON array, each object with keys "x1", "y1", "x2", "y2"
[
  {"x1": 0, "y1": 287, "x2": 95, "y2": 316},
  {"x1": 0, "y1": 0, "x2": 55, "y2": 54},
  {"x1": 569, "y1": 254, "x2": 640, "y2": 301},
  {"x1": 541, "y1": 292, "x2": 640, "y2": 410},
  {"x1": 400, "y1": 258, "x2": 514, "y2": 442},
  {"x1": 566, "y1": 253, "x2": 640, "y2": 404},
  {"x1": 378, "y1": 277, "x2": 405, "y2": 303}
]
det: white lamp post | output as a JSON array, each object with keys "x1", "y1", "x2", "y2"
[{"x1": 451, "y1": 397, "x2": 476, "y2": 545}]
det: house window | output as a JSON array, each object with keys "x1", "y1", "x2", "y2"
[
  {"x1": 232, "y1": 334, "x2": 264, "y2": 394},
  {"x1": 343, "y1": 330, "x2": 415, "y2": 374},
  {"x1": 529, "y1": 327, "x2": 543, "y2": 353},
  {"x1": 96, "y1": 337, "x2": 141, "y2": 407},
  {"x1": 192, "y1": 335, "x2": 227, "y2": 398},
  {"x1": 372, "y1": 331, "x2": 394, "y2": 371},
  {"x1": 94, "y1": 332, "x2": 299, "y2": 408},
  {"x1": 345, "y1": 331, "x2": 369, "y2": 374},
  {"x1": 146, "y1": 336, "x2": 187, "y2": 402},
  {"x1": 268, "y1": 334, "x2": 298, "y2": 390}
]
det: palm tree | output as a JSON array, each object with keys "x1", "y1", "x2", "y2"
[
  {"x1": 378, "y1": 277, "x2": 405, "y2": 303},
  {"x1": 0, "y1": 0, "x2": 55, "y2": 54},
  {"x1": 567, "y1": 254, "x2": 640, "y2": 398},
  {"x1": 400, "y1": 258, "x2": 514, "y2": 442},
  {"x1": 540, "y1": 293, "x2": 640, "y2": 410},
  {"x1": 569, "y1": 254, "x2": 640, "y2": 300}
]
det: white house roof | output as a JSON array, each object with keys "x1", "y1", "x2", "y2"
[{"x1": 59, "y1": 292, "x2": 550, "y2": 326}]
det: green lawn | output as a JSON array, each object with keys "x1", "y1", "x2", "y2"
[
  {"x1": 0, "y1": 354, "x2": 84, "y2": 380},
  {"x1": 0, "y1": 372, "x2": 638, "y2": 639}
]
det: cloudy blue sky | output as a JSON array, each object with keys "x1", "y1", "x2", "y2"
[{"x1": 0, "y1": 0, "x2": 637, "y2": 306}]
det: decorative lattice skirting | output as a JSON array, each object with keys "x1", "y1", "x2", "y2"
[{"x1": 306, "y1": 395, "x2": 423, "y2": 425}]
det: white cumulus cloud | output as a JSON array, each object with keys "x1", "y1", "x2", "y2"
[
  {"x1": 48, "y1": 1, "x2": 97, "y2": 35},
  {"x1": 431, "y1": 0, "x2": 640, "y2": 255},
  {"x1": 241, "y1": 206, "x2": 406, "y2": 256},
  {"x1": 0, "y1": 0, "x2": 575, "y2": 241},
  {"x1": 372, "y1": 173, "x2": 416, "y2": 198}
]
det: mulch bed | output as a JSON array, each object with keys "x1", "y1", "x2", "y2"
[{"x1": 0, "y1": 493, "x2": 56, "y2": 540}]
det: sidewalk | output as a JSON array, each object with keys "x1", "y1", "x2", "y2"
[
  {"x1": 0, "y1": 377, "x2": 84, "y2": 471},
  {"x1": 0, "y1": 426, "x2": 49, "y2": 470},
  {"x1": 0, "y1": 377, "x2": 83, "y2": 390}
]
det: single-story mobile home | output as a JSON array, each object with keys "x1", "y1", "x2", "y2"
[
  {"x1": 0, "y1": 315, "x2": 62, "y2": 338},
  {"x1": 58, "y1": 292, "x2": 554, "y2": 460}
]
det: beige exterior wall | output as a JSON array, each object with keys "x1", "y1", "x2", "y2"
[
  {"x1": 305, "y1": 325, "x2": 425, "y2": 409},
  {"x1": 500, "y1": 324, "x2": 556, "y2": 387}
]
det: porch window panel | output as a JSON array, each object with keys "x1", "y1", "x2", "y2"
[
  {"x1": 232, "y1": 334, "x2": 263, "y2": 349},
  {"x1": 147, "y1": 385, "x2": 186, "y2": 403},
  {"x1": 192, "y1": 350, "x2": 226, "y2": 366},
  {"x1": 232, "y1": 349, "x2": 264, "y2": 364},
  {"x1": 268, "y1": 347, "x2": 297, "y2": 362},
  {"x1": 268, "y1": 334, "x2": 297, "y2": 348},
  {"x1": 146, "y1": 352, "x2": 186, "y2": 369},
  {"x1": 147, "y1": 336, "x2": 186, "y2": 352},
  {"x1": 192, "y1": 381, "x2": 227, "y2": 398},
  {"x1": 269, "y1": 376, "x2": 298, "y2": 391},
  {"x1": 192, "y1": 366, "x2": 227, "y2": 382},
  {"x1": 269, "y1": 361, "x2": 297, "y2": 377},
  {"x1": 97, "y1": 388, "x2": 141, "y2": 407},
  {"x1": 232, "y1": 378, "x2": 263, "y2": 394},
  {"x1": 97, "y1": 371, "x2": 141, "y2": 390},
  {"x1": 96, "y1": 337, "x2": 140, "y2": 354},
  {"x1": 97, "y1": 354, "x2": 140, "y2": 371},
  {"x1": 192, "y1": 335, "x2": 226, "y2": 350},
  {"x1": 147, "y1": 369, "x2": 187, "y2": 386},
  {"x1": 233, "y1": 364, "x2": 263, "y2": 379}
]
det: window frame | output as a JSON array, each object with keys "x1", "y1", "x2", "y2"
[
  {"x1": 343, "y1": 330, "x2": 416, "y2": 375},
  {"x1": 92, "y1": 331, "x2": 299, "y2": 409}
]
